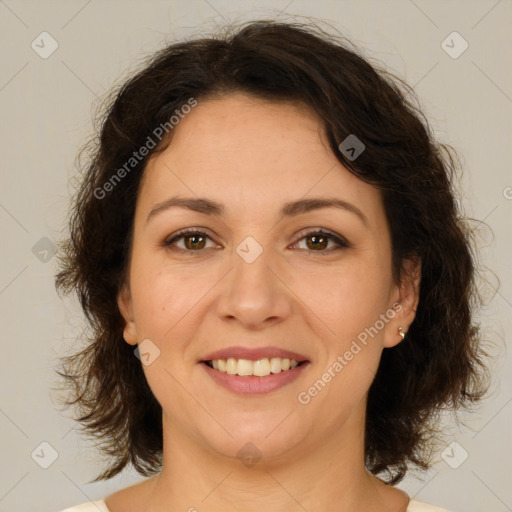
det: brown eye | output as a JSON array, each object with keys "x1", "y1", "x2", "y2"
[
  {"x1": 163, "y1": 229, "x2": 218, "y2": 253},
  {"x1": 305, "y1": 233, "x2": 329, "y2": 251},
  {"x1": 182, "y1": 233, "x2": 207, "y2": 250},
  {"x1": 294, "y1": 229, "x2": 349, "y2": 255}
]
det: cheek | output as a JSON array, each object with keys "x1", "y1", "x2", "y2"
[
  {"x1": 128, "y1": 256, "x2": 227, "y2": 369},
  {"x1": 293, "y1": 262, "x2": 390, "y2": 427},
  {"x1": 129, "y1": 250, "x2": 208, "y2": 328},
  {"x1": 294, "y1": 256, "x2": 392, "y2": 340}
]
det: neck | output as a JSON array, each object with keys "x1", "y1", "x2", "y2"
[{"x1": 146, "y1": 406, "x2": 410, "y2": 512}]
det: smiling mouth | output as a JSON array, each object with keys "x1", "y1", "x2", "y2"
[{"x1": 203, "y1": 357, "x2": 307, "y2": 377}]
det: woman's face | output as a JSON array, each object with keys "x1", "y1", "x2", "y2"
[{"x1": 118, "y1": 92, "x2": 419, "y2": 464}]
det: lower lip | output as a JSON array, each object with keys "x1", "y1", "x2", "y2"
[{"x1": 201, "y1": 362, "x2": 310, "y2": 395}]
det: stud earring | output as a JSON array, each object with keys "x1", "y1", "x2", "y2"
[{"x1": 398, "y1": 326, "x2": 406, "y2": 340}]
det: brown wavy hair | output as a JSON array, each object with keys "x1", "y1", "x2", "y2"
[{"x1": 54, "y1": 19, "x2": 490, "y2": 484}]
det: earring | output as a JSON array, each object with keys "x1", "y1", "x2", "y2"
[{"x1": 398, "y1": 326, "x2": 406, "y2": 340}]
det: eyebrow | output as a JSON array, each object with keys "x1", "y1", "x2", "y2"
[{"x1": 146, "y1": 196, "x2": 368, "y2": 226}]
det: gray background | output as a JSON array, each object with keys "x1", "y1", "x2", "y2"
[{"x1": 0, "y1": 1, "x2": 511, "y2": 511}]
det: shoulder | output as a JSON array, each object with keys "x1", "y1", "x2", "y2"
[
  {"x1": 55, "y1": 500, "x2": 110, "y2": 512},
  {"x1": 408, "y1": 499, "x2": 453, "y2": 511},
  {"x1": 103, "y1": 476, "x2": 158, "y2": 512},
  {"x1": 55, "y1": 495, "x2": 450, "y2": 512}
]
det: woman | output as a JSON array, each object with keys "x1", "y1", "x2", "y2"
[{"x1": 54, "y1": 19, "x2": 489, "y2": 512}]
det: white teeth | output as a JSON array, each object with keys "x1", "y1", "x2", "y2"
[
  {"x1": 253, "y1": 358, "x2": 270, "y2": 377},
  {"x1": 270, "y1": 357, "x2": 282, "y2": 374},
  {"x1": 237, "y1": 359, "x2": 254, "y2": 376},
  {"x1": 226, "y1": 357, "x2": 237, "y2": 375},
  {"x1": 208, "y1": 357, "x2": 302, "y2": 376}
]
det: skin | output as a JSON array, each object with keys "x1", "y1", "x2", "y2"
[{"x1": 107, "y1": 92, "x2": 420, "y2": 512}]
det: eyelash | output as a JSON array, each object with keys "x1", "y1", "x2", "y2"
[{"x1": 162, "y1": 227, "x2": 350, "y2": 256}]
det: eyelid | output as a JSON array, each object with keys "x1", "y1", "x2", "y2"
[
  {"x1": 291, "y1": 227, "x2": 350, "y2": 251},
  {"x1": 163, "y1": 226, "x2": 350, "y2": 254},
  {"x1": 163, "y1": 227, "x2": 220, "y2": 248}
]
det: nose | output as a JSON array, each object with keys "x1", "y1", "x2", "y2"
[{"x1": 215, "y1": 242, "x2": 292, "y2": 330}]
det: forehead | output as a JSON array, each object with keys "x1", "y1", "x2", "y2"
[{"x1": 137, "y1": 93, "x2": 384, "y2": 225}]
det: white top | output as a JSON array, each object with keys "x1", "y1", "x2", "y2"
[{"x1": 55, "y1": 498, "x2": 452, "y2": 511}]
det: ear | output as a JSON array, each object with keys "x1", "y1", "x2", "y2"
[
  {"x1": 117, "y1": 283, "x2": 138, "y2": 346},
  {"x1": 383, "y1": 256, "x2": 421, "y2": 349}
]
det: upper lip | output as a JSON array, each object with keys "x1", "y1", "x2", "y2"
[{"x1": 200, "y1": 346, "x2": 309, "y2": 362}]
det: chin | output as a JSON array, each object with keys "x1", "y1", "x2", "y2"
[{"x1": 197, "y1": 412, "x2": 310, "y2": 465}]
